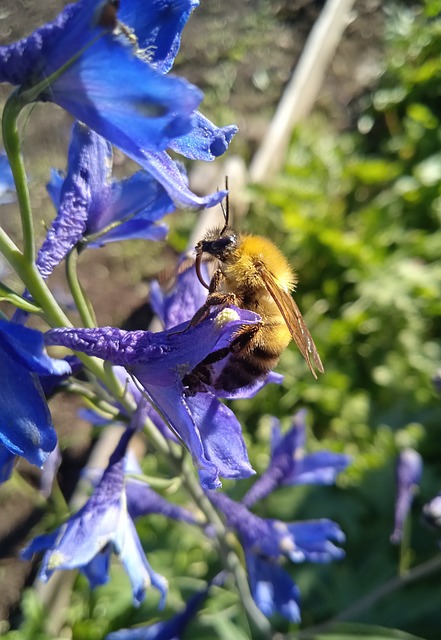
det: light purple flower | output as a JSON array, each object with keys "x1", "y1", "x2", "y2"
[
  {"x1": 208, "y1": 491, "x2": 345, "y2": 564},
  {"x1": 45, "y1": 308, "x2": 260, "y2": 489},
  {"x1": 22, "y1": 428, "x2": 168, "y2": 606},
  {"x1": 37, "y1": 122, "x2": 174, "y2": 279},
  {"x1": 242, "y1": 411, "x2": 351, "y2": 508},
  {"x1": 391, "y1": 448, "x2": 422, "y2": 544}
]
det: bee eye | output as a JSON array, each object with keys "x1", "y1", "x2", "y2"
[{"x1": 201, "y1": 234, "x2": 236, "y2": 256}]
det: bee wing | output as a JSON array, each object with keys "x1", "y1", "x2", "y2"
[{"x1": 259, "y1": 267, "x2": 324, "y2": 378}]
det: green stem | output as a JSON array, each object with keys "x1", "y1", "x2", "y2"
[
  {"x1": 398, "y1": 514, "x2": 412, "y2": 576},
  {"x1": 173, "y1": 452, "x2": 272, "y2": 639},
  {"x1": 2, "y1": 90, "x2": 35, "y2": 263},
  {"x1": 0, "y1": 226, "x2": 24, "y2": 274},
  {"x1": 66, "y1": 248, "x2": 97, "y2": 328}
]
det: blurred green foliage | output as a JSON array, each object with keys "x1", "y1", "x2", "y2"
[{"x1": 5, "y1": 2, "x2": 441, "y2": 640}]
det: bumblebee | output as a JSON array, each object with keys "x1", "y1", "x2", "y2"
[{"x1": 186, "y1": 222, "x2": 324, "y2": 393}]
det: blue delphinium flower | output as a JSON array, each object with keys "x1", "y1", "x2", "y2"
[
  {"x1": 208, "y1": 491, "x2": 345, "y2": 565},
  {"x1": 22, "y1": 427, "x2": 168, "y2": 606},
  {"x1": 45, "y1": 307, "x2": 260, "y2": 489},
  {"x1": 0, "y1": 0, "x2": 236, "y2": 209},
  {"x1": 242, "y1": 410, "x2": 351, "y2": 508},
  {"x1": 390, "y1": 448, "x2": 422, "y2": 544},
  {"x1": 37, "y1": 122, "x2": 175, "y2": 280},
  {"x1": 0, "y1": 320, "x2": 71, "y2": 467},
  {"x1": 245, "y1": 551, "x2": 301, "y2": 623},
  {"x1": 207, "y1": 490, "x2": 344, "y2": 622},
  {"x1": 0, "y1": 151, "x2": 15, "y2": 204}
]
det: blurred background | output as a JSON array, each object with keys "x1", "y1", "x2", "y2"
[{"x1": 1, "y1": 0, "x2": 441, "y2": 638}]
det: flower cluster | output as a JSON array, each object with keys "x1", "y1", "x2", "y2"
[{"x1": 0, "y1": 0, "x2": 351, "y2": 635}]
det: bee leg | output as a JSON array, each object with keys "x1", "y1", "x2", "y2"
[
  {"x1": 189, "y1": 267, "x2": 237, "y2": 327},
  {"x1": 229, "y1": 322, "x2": 262, "y2": 355},
  {"x1": 182, "y1": 347, "x2": 231, "y2": 395}
]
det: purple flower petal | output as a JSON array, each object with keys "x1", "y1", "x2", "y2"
[
  {"x1": 208, "y1": 492, "x2": 345, "y2": 564},
  {"x1": 45, "y1": 308, "x2": 260, "y2": 487},
  {"x1": 246, "y1": 552, "x2": 301, "y2": 623},
  {"x1": 242, "y1": 410, "x2": 351, "y2": 508},
  {"x1": 391, "y1": 448, "x2": 422, "y2": 544},
  {"x1": 170, "y1": 112, "x2": 238, "y2": 161},
  {"x1": 22, "y1": 428, "x2": 167, "y2": 606},
  {"x1": 0, "y1": 321, "x2": 70, "y2": 466}
]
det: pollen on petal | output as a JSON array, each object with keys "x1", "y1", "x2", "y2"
[
  {"x1": 279, "y1": 535, "x2": 296, "y2": 554},
  {"x1": 47, "y1": 550, "x2": 66, "y2": 570},
  {"x1": 215, "y1": 308, "x2": 240, "y2": 330}
]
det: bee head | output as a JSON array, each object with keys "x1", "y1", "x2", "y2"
[{"x1": 196, "y1": 226, "x2": 237, "y2": 261}]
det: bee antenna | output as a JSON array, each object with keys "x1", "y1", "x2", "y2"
[{"x1": 219, "y1": 176, "x2": 229, "y2": 235}]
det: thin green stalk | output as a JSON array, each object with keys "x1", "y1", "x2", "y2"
[
  {"x1": 66, "y1": 248, "x2": 97, "y2": 328},
  {"x1": 398, "y1": 513, "x2": 412, "y2": 577},
  {"x1": 2, "y1": 91, "x2": 35, "y2": 263},
  {"x1": 297, "y1": 553, "x2": 441, "y2": 639},
  {"x1": 174, "y1": 452, "x2": 272, "y2": 639},
  {"x1": 0, "y1": 225, "x2": 24, "y2": 274}
]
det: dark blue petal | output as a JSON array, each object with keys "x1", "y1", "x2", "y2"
[
  {"x1": 119, "y1": 0, "x2": 199, "y2": 74},
  {"x1": 208, "y1": 492, "x2": 281, "y2": 556},
  {"x1": 0, "y1": 0, "x2": 106, "y2": 85},
  {"x1": 46, "y1": 169, "x2": 64, "y2": 210},
  {"x1": 81, "y1": 549, "x2": 111, "y2": 588},
  {"x1": 170, "y1": 112, "x2": 238, "y2": 160},
  {"x1": 144, "y1": 385, "x2": 220, "y2": 490},
  {"x1": 0, "y1": 324, "x2": 65, "y2": 466},
  {"x1": 51, "y1": 37, "x2": 201, "y2": 152},
  {"x1": 285, "y1": 520, "x2": 345, "y2": 563},
  {"x1": 243, "y1": 411, "x2": 350, "y2": 508},
  {"x1": 0, "y1": 320, "x2": 71, "y2": 376},
  {"x1": 284, "y1": 451, "x2": 352, "y2": 486},
  {"x1": 246, "y1": 552, "x2": 301, "y2": 623},
  {"x1": 186, "y1": 393, "x2": 254, "y2": 484},
  {"x1": 22, "y1": 530, "x2": 59, "y2": 559}
]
